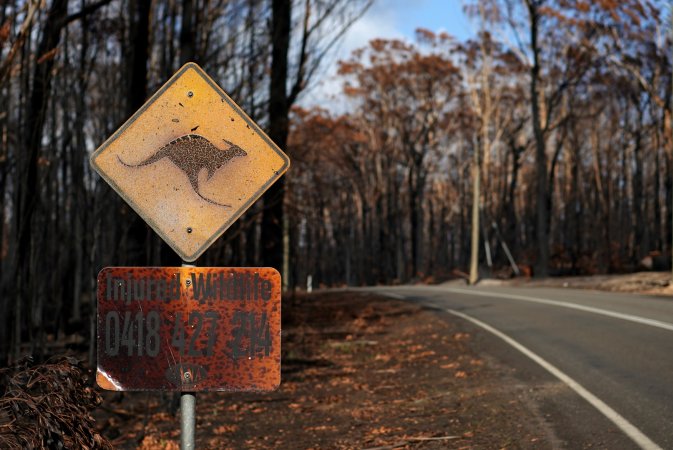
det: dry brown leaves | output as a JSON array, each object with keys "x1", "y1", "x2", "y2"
[{"x1": 0, "y1": 357, "x2": 111, "y2": 450}]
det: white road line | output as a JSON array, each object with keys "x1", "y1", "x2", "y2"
[
  {"x1": 433, "y1": 287, "x2": 673, "y2": 332},
  {"x1": 447, "y1": 308, "x2": 663, "y2": 450}
]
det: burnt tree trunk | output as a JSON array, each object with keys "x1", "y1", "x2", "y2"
[
  {"x1": 180, "y1": 0, "x2": 195, "y2": 63},
  {"x1": 526, "y1": 0, "x2": 549, "y2": 277},
  {"x1": 261, "y1": 0, "x2": 291, "y2": 280},
  {"x1": 119, "y1": 0, "x2": 152, "y2": 265},
  {"x1": 12, "y1": 0, "x2": 69, "y2": 361}
]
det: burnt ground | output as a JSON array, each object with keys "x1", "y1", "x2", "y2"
[{"x1": 95, "y1": 291, "x2": 556, "y2": 449}]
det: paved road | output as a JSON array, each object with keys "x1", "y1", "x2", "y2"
[{"x1": 365, "y1": 285, "x2": 673, "y2": 449}]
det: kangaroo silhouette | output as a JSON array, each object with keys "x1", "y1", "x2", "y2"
[{"x1": 117, "y1": 134, "x2": 247, "y2": 207}]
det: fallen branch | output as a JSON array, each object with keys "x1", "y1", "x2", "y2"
[{"x1": 363, "y1": 435, "x2": 461, "y2": 450}]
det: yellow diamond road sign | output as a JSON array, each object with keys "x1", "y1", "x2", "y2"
[{"x1": 90, "y1": 63, "x2": 290, "y2": 262}]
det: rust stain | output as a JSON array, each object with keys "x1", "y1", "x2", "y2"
[{"x1": 96, "y1": 267, "x2": 282, "y2": 392}]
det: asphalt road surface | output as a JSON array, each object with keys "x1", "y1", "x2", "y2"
[{"x1": 364, "y1": 284, "x2": 673, "y2": 449}]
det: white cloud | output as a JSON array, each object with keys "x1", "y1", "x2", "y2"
[
  {"x1": 299, "y1": 3, "x2": 410, "y2": 110},
  {"x1": 336, "y1": 5, "x2": 405, "y2": 61}
]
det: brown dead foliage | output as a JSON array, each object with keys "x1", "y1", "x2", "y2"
[{"x1": 0, "y1": 357, "x2": 112, "y2": 449}]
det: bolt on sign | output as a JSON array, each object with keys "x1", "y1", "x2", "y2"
[
  {"x1": 90, "y1": 62, "x2": 289, "y2": 262},
  {"x1": 96, "y1": 267, "x2": 281, "y2": 391}
]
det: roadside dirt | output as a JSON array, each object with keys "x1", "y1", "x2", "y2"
[
  {"x1": 95, "y1": 292, "x2": 554, "y2": 449},
  {"x1": 474, "y1": 271, "x2": 673, "y2": 296}
]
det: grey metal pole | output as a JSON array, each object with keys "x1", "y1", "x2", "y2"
[
  {"x1": 180, "y1": 392, "x2": 196, "y2": 450},
  {"x1": 181, "y1": 261, "x2": 196, "y2": 450}
]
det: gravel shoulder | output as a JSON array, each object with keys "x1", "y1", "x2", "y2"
[{"x1": 452, "y1": 271, "x2": 673, "y2": 296}]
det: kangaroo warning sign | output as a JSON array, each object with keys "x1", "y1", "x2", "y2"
[
  {"x1": 90, "y1": 63, "x2": 290, "y2": 262},
  {"x1": 96, "y1": 267, "x2": 281, "y2": 392}
]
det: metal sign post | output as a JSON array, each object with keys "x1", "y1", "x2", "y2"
[
  {"x1": 95, "y1": 266, "x2": 282, "y2": 442},
  {"x1": 181, "y1": 261, "x2": 196, "y2": 450},
  {"x1": 90, "y1": 62, "x2": 289, "y2": 450},
  {"x1": 181, "y1": 391, "x2": 196, "y2": 450}
]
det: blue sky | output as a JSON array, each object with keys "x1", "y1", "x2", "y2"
[
  {"x1": 386, "y1": 0, "x2": 472, "y2": 42},
  {"x1": 300, "y1": 0, "x2": 474, "y2": 108}
]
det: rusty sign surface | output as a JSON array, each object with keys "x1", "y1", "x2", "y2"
[
  {"x1": 90, "y1": 63, "x2": 290, "y2": 262},
  {"x1": 96, "y1": 267, "x2": 281, "y2": 392}
]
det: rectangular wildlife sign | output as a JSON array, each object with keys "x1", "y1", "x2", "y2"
[
  {"x1": 89, "y1": 63, "x2": 290, "y2": 262},
  {"x1": 96, "y1": 267, "x2": 281, "y2": 392}
]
